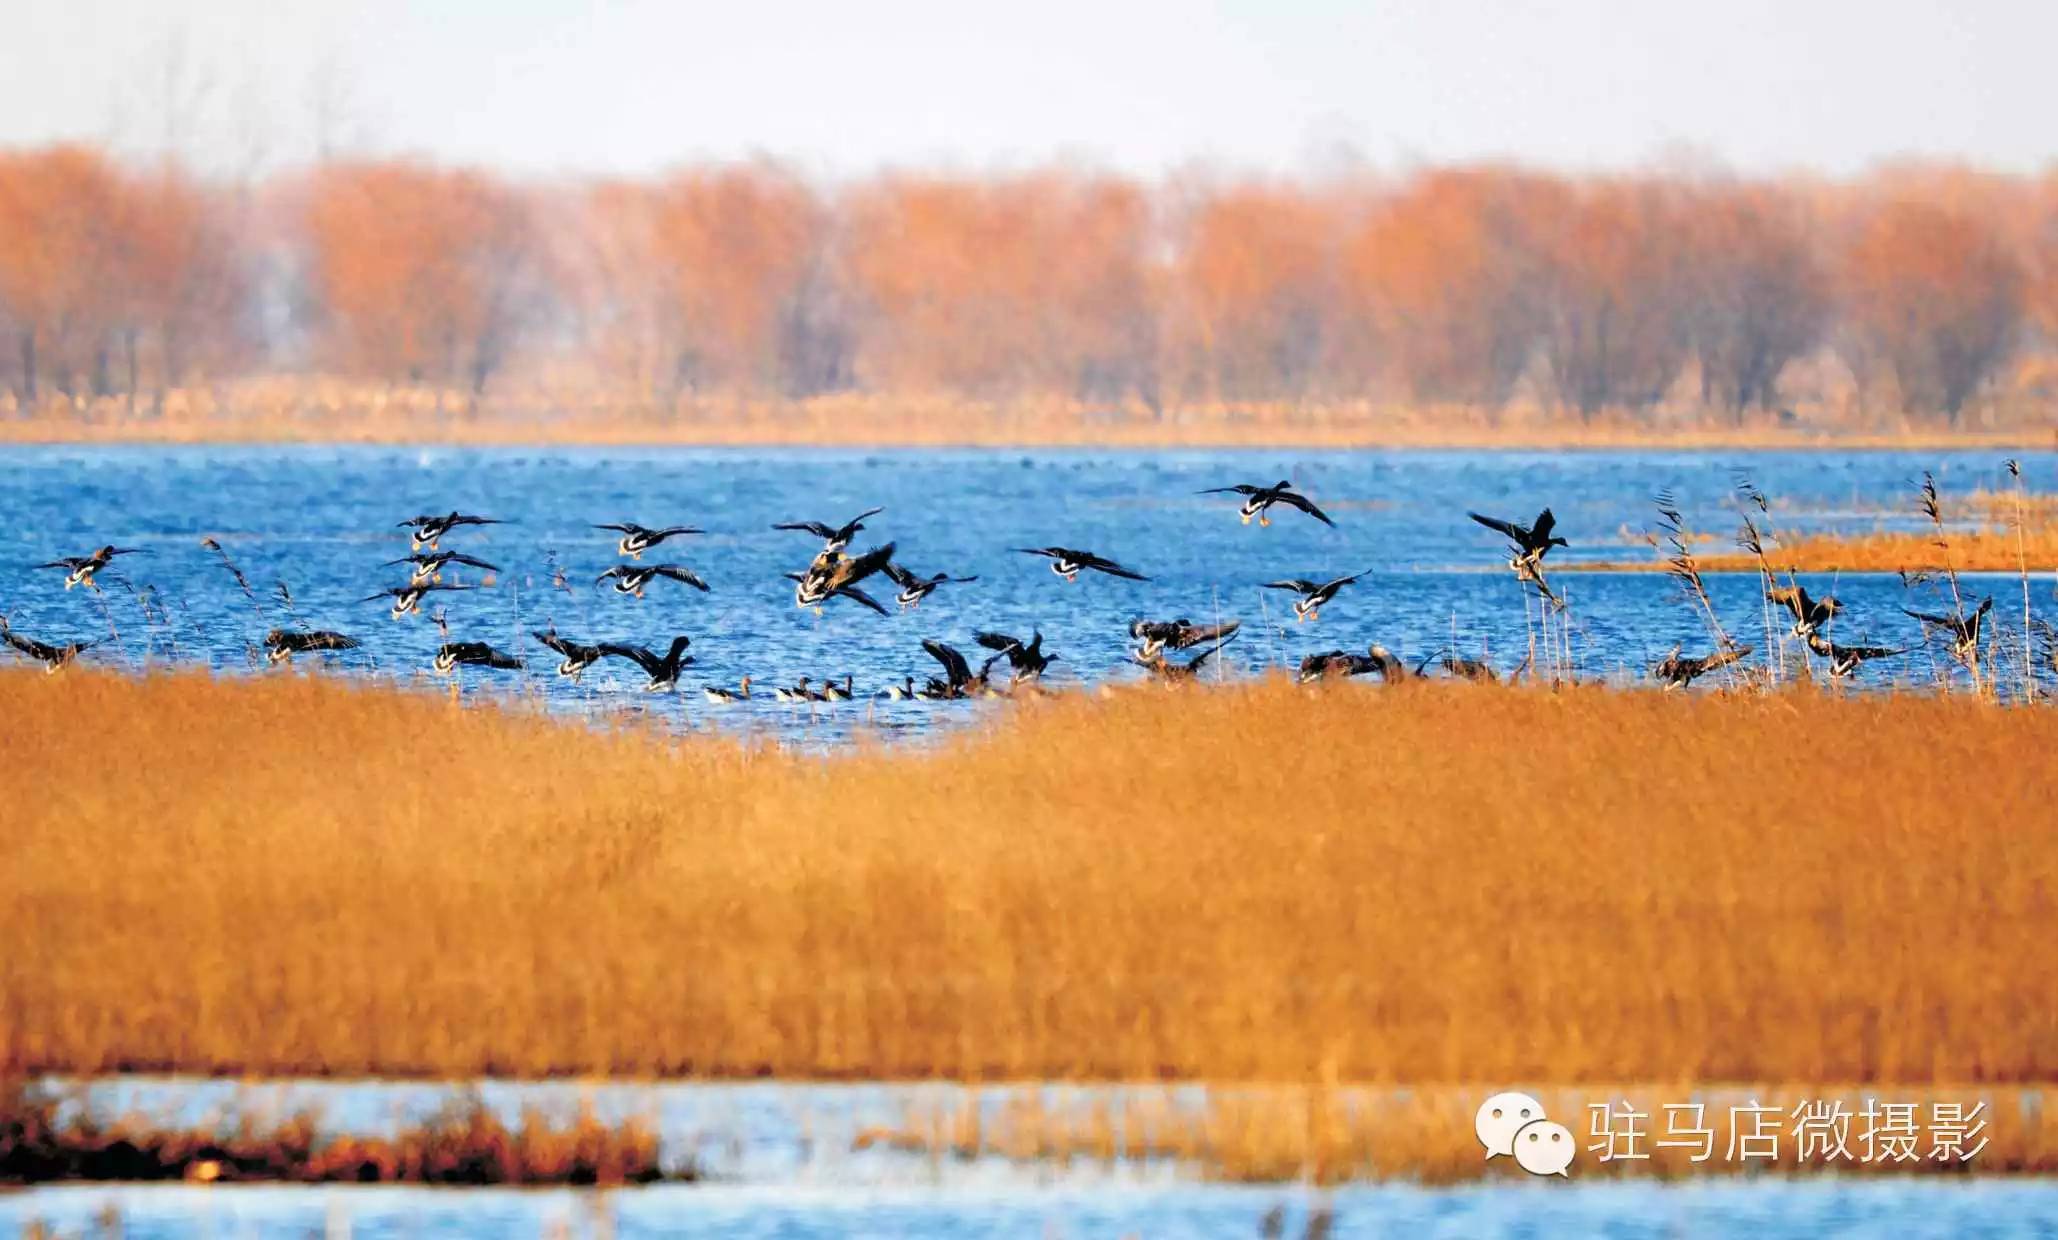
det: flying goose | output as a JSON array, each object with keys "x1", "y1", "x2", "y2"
[
  {"x1": 1803, "y1": 632, "x2": 1906, "y2": 680},
  {"x1": 262, "y1": 629, "x2": 360, "y2": 664},
  {"x1": 399, "y1": 512, "x2": 502, "y2": 551},
  {"x1": 773, "y1": 506, "x2": 883, "y2": 553},
  {"x1": 1767, "y1": 584, "x2": 1842, "y2": 637},
  {"x1": 975, "y1": 630, "x2": 1059, "y2": 682},
  {"x1": 794, "y1": 541, "x2": 896, "y2": 609},
  {"x1": 1129, "y1": 618, "x2": 1241, "y2": 661},
  {"x1": 595, "y1": 522, "x2": 704, "y2": 559},
  {"x1": 921, "y1": 638, "x2": 992, "y2": 698},
  {"x1": 1261, "y1": 572, "x2": 1367, "y2": 623},
  {"x1": 35, "y1": 545, "x2": 146, "y2": 591},
  {"x1": 1903, "y1": 597, "x2": 1994, "y2": 665},
  {"x1": 384, "y1": 550, "x2": 500, "y2": 586},
  {"x1": 1017, "y1": 547, "x2": 1149, "y2": 583},
  {"x1": 0, "y1": 621, "x2": 94, "y2": 671},
  {"x1": 598, "y1": 635, "x2": 695, "y2": 690},
  {"x1": 1198, "y1": 480, "x2": 1334, "y2": 527},
  {"x1": 1653, "y1": 643, "x2": 1752, "y2": 688},
  {"x1": 596, "y1": 564, "x2": 710, "y2": 599},
  {"x1": 703, "y1": 676, "x2": 753, "y2": 704},
  {"x1": 531, "y1": 628, "x2": 609, "y2": 678},
  {"x1": 883, "y1": 560, "x2": 978, "y2": 608},
  {"x1": 1468, "y1": 507, "x2": 1568, "y2": 570},
  {"x1": 363, "y1": 582, "x2": 474, "y2": 618},
  {"x1": 781, "y1": 572, "x2": 890, "y2": 615},
  {"x1": 1138, "y1": 632, "x2": 1237, "y2": 681},
  {"x1": 432, "y1": 641, "x2": 523, "y2": 674}
]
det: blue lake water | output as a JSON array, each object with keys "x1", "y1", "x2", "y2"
[
  {"x1": 6, "y1": 1078, "x2": 2056, "y2": 1237},
  {"x1": 1, "y1": 445, "x2": 2051, "y2": 742}
]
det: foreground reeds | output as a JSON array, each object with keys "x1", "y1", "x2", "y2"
[{"x1": 3, "y1": 669, "x2": 2055, "y2": 1084}]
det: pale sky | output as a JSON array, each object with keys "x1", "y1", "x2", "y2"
[{"x1": 3, "y1": 0, "x2": 2053, "y2": 179}]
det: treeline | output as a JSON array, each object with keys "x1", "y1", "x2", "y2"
[{"x1": 1, "y1": 145, "x2": 2054, "y2": 423}]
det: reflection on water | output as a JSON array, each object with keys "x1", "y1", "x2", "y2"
[{"x1": 0, "y1": 445, "x2": 2048, "y2": 744}]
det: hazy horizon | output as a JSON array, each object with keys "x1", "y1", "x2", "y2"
[{"x1": 5, "y1": 0, "x2": 2055, "y2": 180}]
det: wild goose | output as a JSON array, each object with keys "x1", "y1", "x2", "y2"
[
  {"x1": 1653, "y1": 643, "x2": 1752, "y2": 688},
  {"x1": 433, "y1": 641, "x2": 523, "y2": 674},
  {"x1": 531, "y1": 628, "x2": 610, "y2": 678},
  {"x1": 598, "y1": 635, "x2": 695, "y2": 690},
  {"x1": 1467, "y1": 508, "x2": 1568, "y2": 570},
  {"x1": 1296, "y1": 647, "x2": 1380, "y2": 683},
  {"x1": 883, "y1": 560, "x2": 978, "y2": 608},
  {"x1": 0, "y1": 621, "x2": 94, "y2": 671},
  {"x1": 795, "y1": 541, "x2": 896, "y2": 608},
  {"x1": 384, "y1": 550, "x2": 499, "y2": 586},
  {"x1": 975, "y1": 630, "x2": 1059, "y2": 682},
  {"x1": 1767, "y1": 584, "x2": 1842, "y2": 637},
  {"x1": 1017, "y1": 547, "x2": 1149, "y2": 583},
  {"x1": 1198, "y1": 480, "x2": 1335, "y2": 527},
  {"x1": 262, "y1": 629, "x2": 360, "y2": 664},
  {"x1": 595, "y1": 522, "x2": 703, "y2": 559},
  {"x1": 921, "y1": 638, "x2": 991, "y2": 698},
  {"x1": 781, "y1": 572, "x2": 889, "y2": 615},
  {"x1": 1261, "y1": 572, "x2": 1367, "y2": 623},
  {"x1": 772, "y1": 676, "x2": 814, "y2": 703},
  {"x1": 1903, "y1": 597, "x2": 1994, "y2": 665},
  {"x1": 773, "y1": 506, "x2": 883, "y2": 553},
  {"x1": 1129, "y1": 618, "x2": 1241, "y2": 662},
  {"x1": 35, "y1": 545, "x2": 145, "y2": 591},
  {"x1": 1409, "y1": 650, "x2": 1497, "y2": 682},
  {"x1": 818, "y1": 674, "x2": 856, "y2": 701},
  {"x1": 703, "y1": 676, "x2": 753, "y2": 704},
  {"x1": 1138, "y1": 633, "x2": 1237, "y2": 681},
  {"x1": 1804, "y1": 632, "x2": 1906, "y2": 680},
  {"x1": 399, "y1": 512, "x2": 501, "y2": 551},
  {"x1": 596, "y1": 564, "x2": 710, "y2": 599},
  {"x1": 363, "y1": 582, "x2": 474, "y2": 619},
  {"x1": 883, "y1": 675, "x2": 919, "y2": 700}
]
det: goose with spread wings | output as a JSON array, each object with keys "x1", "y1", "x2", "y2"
[
  {"x1": 35, "y1": 545, "x2": 146, "y2": 591},
  {"x1": 1017, "y1": 547, "x2": 1148, "y2": 583},
  {"x1": 364, "y1": 581, "x2": 474, "y2": 618},
  {"x1": 1129, "y1": 618, "x2": 1241, "y2": 662},
  {"x1": 399, "y1": 512, "x2": 501, "y2": 552},
  {"x1": 1138, "y1": 632, "x2": 1237, "y2": 681},
  {"x1": 385, "y1": 550, "x2": 499, "y2": 587},
  {"x1": 433, "y1": 641, "x2": 523, "y2": 674},
  {"x1": 1198, "y1": 480, "x2": 1334, "y2": 527},
  {"x1": 975, "y1": 630, "x2": 1059, "y2": 682},
  {"x1": 595, "y1": 522, "x2": 703, "y2": 559},
  {"x1": 531, "y1": 628, "x2": 609, "y2": 678},
  {"x1": 596, "y1": 564, "x2": 710, "y2": 599},
  {"x1": 1654, "y1": 643, "x2": 1751, "y2": 688},
  {"x1": 773, "y1": 506, "x2": 883, "y2": 554},
  {"x1": 1262, "y1": 571, "x2": 1366, "y2": 623},
  {"x1": 1803, "y1": 632, "x2": 1906, "y2": 680},
  {"x1": 262, "y1": 629, "x2": 360, "y2": 664},
  {"x1": 1, "y1": 621, "x2": 94, "y2": 671},
  {"x1": 599, "y1": 635, "x2": 695, "y2": 690},
  {"x1": 1768, "y1": 584, "x2": 1842, "y2": 637},
  {"x1": 1467, "y1": 507, "x2": 1568, "y2": 569},
  {"x1": 921, "y1": 638, "x2": 992, "y2": 698},
  {"x1": 795, "y1": 542, "x2": 896, "y2": 609},
  {"x1": 1903, "y1": 596, "x2": 1993, "y2": 665},
  {"x1": 883, "y1": 560, "x2": 978, "y2": 609}
]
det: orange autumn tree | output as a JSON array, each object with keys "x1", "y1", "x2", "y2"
[
  {"x1": 301, "y1": 161, "x2": 537, "y2": 393},
  {"x1": 843, "y1": 171, "x2": 1154, "y2": 400},
  {"x1": 1680, "y1": 183, "x2": 1830, "y2": 419},
  {"x1": 1530, "y1": 179, "x2": 1693, "y2": 418},
  {"x1": 1841, "y1": 199, "x2": 2024, "y2": 422},
  {"x1": 0, "y1": 146, "x2": 127, "y2": 400}
]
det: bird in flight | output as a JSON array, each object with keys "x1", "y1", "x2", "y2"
[
  {"x1": 595, "y1": 523, "x2": 703, "y2": 559},
  {"x1": 1198, "y1": 480, "x2": 1334, "y2": 528},
  {"x1": 398, "y1": 512, "x2": 501, "y2": 552},
  {"x1": 261, "y1": 629, "x2": 360, "y2": 665},
  {"x1": 773, "y1": 506, "x2": 883, "y2": 554},
  {"x1": 1653, "y1": 643, "x2": 1751, "y2": 688},
  {"x1": 1262, "y1": 571, "x2": 1367, "y2": 623},
  {"x1": 1767, "y1": 584, "x2": 1842, "y2": 637},
  {"x1": 34, "y1": 545, "x2": 146, "y2": 591},
  {"x1": 1017, "y1": 547, "x2": 1149, "y2": 583},
  {"x1": 596, "y1": 564, "x2": 710, "y2": 599}
]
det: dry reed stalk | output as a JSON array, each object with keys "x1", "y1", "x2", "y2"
[{"x1": 3, "y1": 669, "x2": 2055, "y2": 1084}]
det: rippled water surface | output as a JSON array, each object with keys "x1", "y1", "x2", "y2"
[{"x1": 2, "y1": 445, "x2": 2049, "y2": 742}]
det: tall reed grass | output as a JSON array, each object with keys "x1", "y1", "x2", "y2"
[{"x1": 3, "y1": 669, "x2": 2055, "y2": 1084}]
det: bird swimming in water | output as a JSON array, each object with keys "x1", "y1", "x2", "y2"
[
  {"x1": 531, "y1": 629, "x2": 609, "y2": 679},
  {"x1": 596, "y1": 564, "x2": 710, "y2": 599},
  {"x1": 595, "y1": 522, "x2": 704, "y2": 559},
  {"x1": 384, "y1": 550, "x2": 499, "y2": 586},
  {"x1": 773, "y1": 506, "x2": 883, "y2": 553},
  {"x1": 1767, "y1": 584, "x2": 1842, "y2": 637},
  {"x1": 1129, "y1": 618, "x2": 1241, "y2": 662},
  {"x1": 432, "y1": 641, "x2": 524, "y2": 674},
  {"x1": 398, "y1": 512, "x2": 502, "y2": 551},
  {"x1": 0, "y1": 620, "x2": 94, "y2": 672},
  {"x1": 364, "y1": 582, "x2": 474, "y2": 619},
  {"x1": 598, "y1": 635, "x2": 695, "y2": 691},
  {"x1": 703, "y1": 676, "x2": 753, "y2": 704},
  {"x1": 1653, "y1": 643, "x2": 1752, "y2": 689},
  {"x1": 1262, "y1": 572, "x2": 1367, "y2": 623},
  {"x1": 1016, "y1": 547, "x2": 1148, "y2": 583},
  {"x1": 883, "y1": 560, "x2": 978, "y2": 609},
  {"x1": 262, "y1": 629, "x2": 360, "y2": 665},
  {"x1": 1198, "y1": 480, "x2": 1335, "y2": 528},
  {"x1": 34, "y1": 545, "x2": 146, "y2": 591}
]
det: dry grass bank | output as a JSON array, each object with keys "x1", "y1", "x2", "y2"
[
  {"x1": 4, "y1": 380, "x2": 2056, "y2": 449},
  {"x1": 1578, "y1": 518, "x2": 2058, "y2": 573},
  {"x1": 2, "y1": 670, "x2": 2055, "y2": 1085}
]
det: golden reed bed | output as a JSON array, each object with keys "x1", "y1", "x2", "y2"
[{"x1": 4, "y1": 668, "x2": 2054, "y2": 1087}]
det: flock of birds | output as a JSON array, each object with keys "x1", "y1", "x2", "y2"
[{"x1": 0, "y1": 477, "x2": 2000, "y2": 702}]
